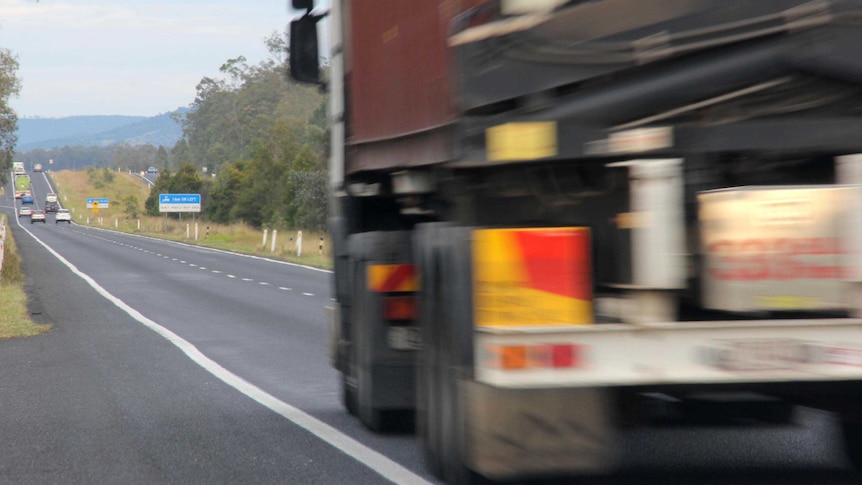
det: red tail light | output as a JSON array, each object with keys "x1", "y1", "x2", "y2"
[{"x1": 383, "y1": 296, "x2": 417, "y2": 321}]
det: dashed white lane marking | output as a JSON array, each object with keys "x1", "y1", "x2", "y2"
[
  {"x1": 70, "y1": 229, "x2": 324, "y2": 301},
  {"x1": 25, "y1": 231, "x2": 429, "y2": 485}
]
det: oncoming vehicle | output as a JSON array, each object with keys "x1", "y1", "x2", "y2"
[
  {"x1": 55, "y1": 209, "x2": 72, "y2": 223},
  {"x1": 17, "y1": 206, "x2": 32, "y2": 218},
  {"x1": 147, "y1": 166, "x2": 158, "y2": 174},
  {"x1": 30, "y1": 210, "x2": 46, "y2": 223}
]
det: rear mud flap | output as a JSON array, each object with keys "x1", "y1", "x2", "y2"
[{"x1": 464, "y1": 381, "x2": 618, "y2": 480}]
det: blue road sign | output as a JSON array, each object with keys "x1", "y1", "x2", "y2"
[
  {"x1": 159, "y1": 194, "x2": 201, "y2": 204},
  {"x1": 86, "y1": 197, "x2": 110, "y2": 208},
  {"x1": 159, "y1": 193, "x2": 201, "y2": 213}
]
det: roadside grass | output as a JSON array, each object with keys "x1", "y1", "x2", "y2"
[
  {"x1": 0, "y1": 215, "x2": 51, "y2": 339},
  {"x1": 49, "y1": 170, "x2": 332, "y2": 269}
]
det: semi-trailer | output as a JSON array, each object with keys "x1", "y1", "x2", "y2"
[{"x1": 291, "y1": 1, "x2": 862, "y2": 482}]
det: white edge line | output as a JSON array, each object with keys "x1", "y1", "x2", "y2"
[
  {"x1": 78, "y1": 224, "x2": 332, "y2": 274},
  {"x1": 15, "y1": 219, "x2": 430, "y2": 485}
]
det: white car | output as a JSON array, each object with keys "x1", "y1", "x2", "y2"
[
  {"x1": 18, "y1": 206, "x2": 32, "y2": 218},
  {"x1": 55, "y1": 209, "x2": 72, "y2": 223}
]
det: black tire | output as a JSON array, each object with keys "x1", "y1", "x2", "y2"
[
  {"x1": 416, "y1": 224, "x2": 478, "y2": 484},
  {"x1": 342, "y1": 372, "x2": 358, "y2": 416},
  {"x1": 842, "y1": 419, "x2": 862, "y2": 471},
  {"x1": 350, "y1": 256, "x2": 388, "y2": 432},
  {"x1": 415, "y1": 224, "x2": 443, "y2": 476}
]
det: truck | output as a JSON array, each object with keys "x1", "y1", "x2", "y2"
[
  {"x1": 12, "y1": 161, "x2": 24, "y2": 176},
  {"x1": 14, "y1": 174, "x2": 30, "y2": 199},
  {"x1": 290, "y1": 0, "x2": 862, "y2": 482}
]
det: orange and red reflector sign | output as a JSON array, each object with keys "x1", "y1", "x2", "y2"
[
  {"x1": 472, "y1": 227, "x2": 593, "y2": 326},
  {"x1": 368, "y1": 264, "x2": 419, "y2": 292},
  {"x1": 485, "y1": 344, "x2": 584, "y2": 370}
]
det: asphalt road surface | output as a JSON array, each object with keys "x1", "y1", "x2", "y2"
[{"x1": 0, "y1": 171, "x2": 860, "y2": 484}]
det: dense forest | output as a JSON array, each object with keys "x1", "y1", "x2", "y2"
[{"x1": 13, "y1": 32, "x2": 329, "y2": 232}]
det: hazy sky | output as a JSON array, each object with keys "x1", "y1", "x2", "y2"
[{"x1": 0, "y1": 0, "x2": 319, "y2": 118}]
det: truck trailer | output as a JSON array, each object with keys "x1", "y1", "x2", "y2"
[
  {"x1": 291, "y1": 0, "x2": 862, "y2": 482},
  {"x1": 14, "y1": 174, "x2": 31, "y2": 200}
]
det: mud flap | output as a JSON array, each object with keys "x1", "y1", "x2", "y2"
[{"x1": 465, "y1": 382, "x2": 619, "y2": 480}]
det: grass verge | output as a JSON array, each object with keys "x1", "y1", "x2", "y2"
[
  {"x1": 0, "y1": 215, "x2": 51, "y2": 339},
  {"x1": 50, "y1": 170, "x2": 333, "y2": 270}
]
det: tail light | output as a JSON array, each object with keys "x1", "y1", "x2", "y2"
[
  {"x1": 383, "y1": 295, "x2": 417, "y2": 321},
  {"x1": 485, "y1": 343, "x2": 584, "y2": 370}
]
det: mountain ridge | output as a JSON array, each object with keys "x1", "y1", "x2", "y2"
[{"x1": 16, "y1": 109, "x2": 187, "y2": 151}]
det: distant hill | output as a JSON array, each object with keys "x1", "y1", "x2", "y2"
[{"x1": 16, "y1": 109, "x2": 186, "y2": 151}]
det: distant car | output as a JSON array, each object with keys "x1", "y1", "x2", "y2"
[
  {"x1": 55, "y1": 209, "x2": 72, "y2": 223},
  {"x1": 30, "y1": 210, "x2": 46, "y2": 223},
  {"x1": 45, "y1": 201, "x2": 59, "y2": 212},
  {"x1": 18, "y1": 206, "x2": 32, "y2": 218},
  {"x1": 147, "y1": 166, "x2": 158, "y2": 174},
  {"x1": 21, "y1": 195, "x2": 33, "y2": 204},
  {"x1": 33, "y1": 163, "x2": 43, "y2": 172}
]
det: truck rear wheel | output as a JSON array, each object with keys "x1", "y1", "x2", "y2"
[
  {"x1": 841, "y1": 419, "x2": 862, "y2": 471},
  {"x1": 342, "y1": 373, "x2": 357, "y2": 416},
  {"x1": 347, "y1": 231, "x2": 416, "y2": 433},
  {"x1": 351, "y1": 258, "x2": 387, "y2": 431},
  {"x1": 416, "y1": 224, "x2": 479, "y2": 484}
]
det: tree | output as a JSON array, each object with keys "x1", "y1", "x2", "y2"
[
  {"x1": 169, "y1": 163, "x2": 202, "y2": 194},
  {"x1": 145, "y1": 169, "x2": 173, "y2": 216},
  {"x1": 156, "y1": 145, "x2": 169, "y2": 170},
  {"x1": 123, "y1": 195, "x2": 140, "y2": 219},
  {"x1": 0, "y1": 48, "x2": 21, "y2": 185}
]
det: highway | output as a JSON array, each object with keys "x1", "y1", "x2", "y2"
[{"x1": 0, "y1": 170, "x2": 860, "y2": 484}]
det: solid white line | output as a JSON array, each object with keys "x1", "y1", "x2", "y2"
[{"x1": 17, "y1": 221, "x2": 432, "y2": 485}]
